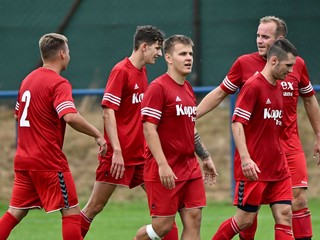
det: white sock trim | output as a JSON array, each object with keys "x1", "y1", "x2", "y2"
[{"x1": 146, "y1": 224, "x2": 161, "y2": 240}]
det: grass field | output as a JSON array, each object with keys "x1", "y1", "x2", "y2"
[{"x1": 1, "y1": 198, "x2": 319, "y2": 239}]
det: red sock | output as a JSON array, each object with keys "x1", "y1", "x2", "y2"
[
  {"x1": 239, "y1": 214, "x2": 257, "y2": 240},
  {"x1": 80, "y1": 211, "x2": 93, "y2": 238},
  {"x1": 292, "y1": 208, "x2": 312, "y2": 239},
  {"x1": 0, "y1": 212, "x2": 19, "y2": 240},
  {"x1": 163, "y1": 221, "x2": 179, "y2": 240},
  {"x1": 62, "y1": 214, "x2": 83, "y2": 240},
  {"x1": 212, "y1": 217, "x2": 240, "y2": 240},
  {"x1": 274, "y1": 224, "x2": 293, "y2": 240}
]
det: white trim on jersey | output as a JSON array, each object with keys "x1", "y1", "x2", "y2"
[
  {"x1": 233, "y1": 107, "x2": 251, "y2": 121},
  {"x1": 103, "y1": 93, "x2": 121, "y2": 106},
  {"x1": 222, "y1": 76, "x2": 239, "y2": 92},
  {"x1": 15, "y1": 102, "x2": 20, "y2": 111},
  {"x1": 299, "y1": 83, "x2": 313, "y2": 95},
  {"x1": 141, "y1": 107, "x2": 162, "y2": 120},
  {"x1": 56, "y1": 101, "x2": 76, "y2": 114}
]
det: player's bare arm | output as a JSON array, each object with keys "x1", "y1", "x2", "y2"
[
  {"x1": 63, "y1": 112, "x2": 107, "y2": 156},
  {"x1": 194, "y1": 129, "x2": 218, "y2": 184},
  {"x1": 102, "y1": 107, "x2": 125, "y2": 179},
  {"x1": 143, "y1": 121, "x2": 177, "y2": 189},
  {"x1": 231, "y1": 121, "x2": 260, "y2": 180},
  {"x1": 302, "y1": 95, "x2": 320, "y2": 165},
  {"x1": 196, "y1": 86, "x2": 229, "y2": 119}
]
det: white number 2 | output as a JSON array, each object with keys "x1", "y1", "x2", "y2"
[{"x1": 20, "y1": 90, "x2": 31, "y2": 127}]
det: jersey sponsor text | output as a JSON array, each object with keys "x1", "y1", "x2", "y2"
[{"x1": 132, "y1": 93, "x2": 144, "y2": 104}]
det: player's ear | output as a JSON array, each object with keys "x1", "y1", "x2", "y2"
[
  {"x1": 59, "y1": 49, "x2": 65, "y2": 59},
  {"x1": 270, "y1": 55, "x2": 278, "y2": 65},
  {"x1": 165, "y1": 52, "x2": 172, "y2": 64},
  {"x1": 141, "y1": 42, "x2": 148, "y2": 52}
]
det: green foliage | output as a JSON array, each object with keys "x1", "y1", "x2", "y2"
[{"x1": 1, "y1": 199, "x2": 319, "y2": 239}]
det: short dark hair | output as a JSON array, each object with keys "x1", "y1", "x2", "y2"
[
  {"x1": 267, "y1": 39, "x2": 298, "y2": 61},
  {"x1": 163, "y1": 35, "x2": 194, "y2": 54},
  {"x1": 39, "y1": 33, "x2": 68, "y2": 60},
  {"x1": 133, "y1": 25, "x2": 165, "y2": 50}
]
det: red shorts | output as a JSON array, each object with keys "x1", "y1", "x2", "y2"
[
  {"x1": 286, "y1": 152, "x2": 308, "y2": 188},
  {"x1": 233, "y1": 177, "x2": 293, "y2": 206},
  {"x1": 145, "y1": 177, "x2": 206, "y2": 217},
  {"x1": 10, "y1": 171, "x2": 79, "y2": 213},
  {"x1": 96, "y1": 161, "x2": 144, "y2": 189}
]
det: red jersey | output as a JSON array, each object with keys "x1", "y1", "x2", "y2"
[
  {"x1": 100, "y1": 58, "x2": 147, "y2": 166},
  {"x1": 232, "y1": 73, "x2": 290, "y2": 181},
  {"x1": 141, "y1": 73, "x2": 202, "y2": 182},
  {"x1": 220, "y1": 52, "x2": 265, "y2": 94},
  {"x1": 279, "y1": 57, "x2": 315, "y2": 154},
  {"x1": 220, "y1": 52, "x2": 315, "y2": 154},
  {"x1": 14, "y1": 67, "x2": 77, "y2": 171}
]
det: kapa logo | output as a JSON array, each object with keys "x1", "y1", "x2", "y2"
[
  {"x1": 132, "y1": 93, "x2": 144, "y2": 104},
  {"x1": 263, "y1": 108, "x2": 283, "y2": 126},
  {"x1": 176, "y1": 104, "x2": 196, "y2": 117},
  {"x1": 263, "y1": 108, "x2": 283, "y2": 120}
]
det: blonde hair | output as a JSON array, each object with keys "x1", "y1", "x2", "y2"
[
  {"x1": 39, "y1": 33, "x2": 68, "y2": 60},
  {"x1": 260, "y1": 16, "x2": 287, "y2": 37}
]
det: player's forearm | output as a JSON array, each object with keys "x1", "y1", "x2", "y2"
[
  {"x1": 304, "y1": 95, "x2": 320, "y2": 137},
  {"x1": 231, "y1": 121, "x2": 250, "y2": 160},
  {"x1": 64, "y1": 112, "x2": 102, "y2": 138},
  {"x1": 103, "y1": 108, "x2": 121, "y2": 152},
  {"x1": 197, "y1": 86, "x2": 228, "y2": 119},
  {"x1": 194, "y1": 129, "x2": 210, "y2": 160},
  {"x1": 143, "y1": 122, "x2": 168, "y2": 167}
]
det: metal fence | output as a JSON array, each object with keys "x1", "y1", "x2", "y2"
[{"x1": 2, "y1": 85, "x2": 320, "y2": 198}]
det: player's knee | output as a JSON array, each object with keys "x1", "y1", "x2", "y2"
[
  {"x1": 146, "y1": 224, "x2": 163, "y2": 240},
  {"x1": 85, "y1": 201, "x2": 107, "y2": 217},
  {"x1": 187, "y1": 209, "x2": 202, "y2": 227},
  {"x1": 292, "y1": 191, "x2": 308, "y2": 210},
  {"x1": 274, "y1": 205, "x2": 292, "y2": 225},
  {"x1": 239, "y1": 218, "x2": 255, "y2": 230}
]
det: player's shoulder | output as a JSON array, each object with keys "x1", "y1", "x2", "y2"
[
  {"x1": 237, "y1": 52, "x2": 263, "y2": 62},
  {"x1": 244, "y1": 72, "x2": 263, "y2": 88},
  {"x1": 295, "y1": 56, "x2": 305, "y2": 66},
  {"x1": 147, "y1": 74, "x2": 169, "y2": 92},
  {"x1": 31, "y1": 67, "x2": 69, "y2": 85},
  {"x1": 112, "y1": 57, "x2": 131, "y2": 70},
  {"x1": 184, "y1": 79, "x2": 194, "y2": 92}
]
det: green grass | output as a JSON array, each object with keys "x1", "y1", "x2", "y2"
[{"x1": 1, "y1": 198, "x2": 319, "y2": 239}]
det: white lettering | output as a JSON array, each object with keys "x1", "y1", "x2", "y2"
[
  {"x1": 280, "y1": 81, "x2": 294, "y2": 90},
  {"x1": 132, "y1": 93, "x2": 144, "y2": 104},
  {"x1": 176, "y1": 104, "x2": 196, "y2": 119},
  {"x1": 283, "y1": 92, "x2": 293, "y2": 96},
  {"x1": 263, "y1": 108, "x2": 283, "y2": 126}
]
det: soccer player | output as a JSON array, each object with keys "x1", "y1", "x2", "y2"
[
  {"x1": 133, "y1": 35, "x2": 217, "y2": 240},
  {"x1": 212, "y1": 38, "x2": 297, "y2": 240},
  {"x1": 0, "y1": 33, "x2": 107, "y2": 240},
  {"x1": 80, "y1": 25, "x2": 179, "y2": 240},
  {"x1": 197, "y1": 16, "x2": 320, "y2": 240}
]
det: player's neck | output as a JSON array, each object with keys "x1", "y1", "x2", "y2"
[
  {"x1": 261, "y1": 69, "x2": 277, "y2": 86},
  {"x1": 42, "y1": 63, "x2": 62, "y2": 74},
  {"x1": 166, "y1": 70, "x2": 185, "y2": 85},
  {"x1": 129, "y1": 51, "x2": 145, "y2": 70}
]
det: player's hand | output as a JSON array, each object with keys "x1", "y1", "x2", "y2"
[
  {"x1": 96, "y1": 136, "x2": 107, "y2": 157},
  {"x1": 158, "y1": 164, "x2": 177, "y2": 190},
  {"x1": 202, "y1": 156, "x2": 218, "y2": 185},
  {"x1": 241, "y1": 159, "x2": 260, "y2": 181},
  {"x1": 313, "y1": 138, "x2": 320, "y2": 165},
  {"x1": 110, "y1": 150, "x2": 125, "y2": 179}
]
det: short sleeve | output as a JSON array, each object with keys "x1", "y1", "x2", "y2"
[{"x1": 141, "y1": 83, "x2": 165, "y2": 125}]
